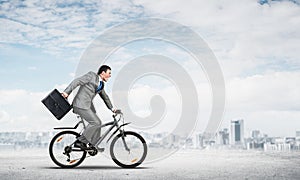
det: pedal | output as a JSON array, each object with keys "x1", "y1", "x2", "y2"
[
  {"x1": 87, "y1": 147, "x2": 98, "y2": 156},
  {"x1": 97, "y1": 147, "x2": 105, "y2": 152}
]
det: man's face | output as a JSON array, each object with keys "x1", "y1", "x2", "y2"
[{"x1": 101, "y1": 69, "x2": 111, "y2": 82}]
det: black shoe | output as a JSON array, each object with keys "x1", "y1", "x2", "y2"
[{"x1": 74, "y1": 140, "x2": 87, "y2": 149}]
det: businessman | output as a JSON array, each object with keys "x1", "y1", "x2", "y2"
[{"x1": 62, "y1": 65, "x2": 116, "y2": 150}]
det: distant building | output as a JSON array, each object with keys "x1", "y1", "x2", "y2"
[
  {"x1": 296, "y1": 131, "x2": 300, "y2": 137},
  {"x1": 194, "y1": 133, "x2": 204, "y2": 148},
  {"x1": 216, "y1": 128, "x2": 229, "y2": 145},
  {"x1": 263, "y1": 137, "x2": 300, "y2": 152},
  {"x1": 230, "y1": 119, "x2": 244, "y2": 145},
  {"x1": 251, "y1": 130, "x2": 260, "y2": 139}
]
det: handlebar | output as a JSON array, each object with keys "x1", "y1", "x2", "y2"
[
  {"x1": 114, "y1": 109, "x2": 122, "y2": 115},
  {"x1": 112, "y1": 109, "x2": 123, "y2": 119}
]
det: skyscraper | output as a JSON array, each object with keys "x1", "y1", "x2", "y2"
[
  {"x1": 251, "y1": 130, "x2": 260, "y2": 139},
  {"x1": 216, "y1": 128, "x2": 229, "y2": 145},
  {"x1": 230, "y1": 119, "x2": 244, "y2": 145}
]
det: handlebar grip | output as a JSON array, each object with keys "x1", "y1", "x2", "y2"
[{"x1": 115, "y1": 109, "x2": 122, "y2": 114}]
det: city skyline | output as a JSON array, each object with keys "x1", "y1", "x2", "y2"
[
  {"x1": 0, "y1": 117, "x2": 299, "y2": 138},
  {"x1": 2, "y1": 123, "x2": 300, "y2": 151}
]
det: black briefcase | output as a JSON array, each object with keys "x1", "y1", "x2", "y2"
[{"x1": 41, "y1": 89, "x2": 72, "y2": 120}]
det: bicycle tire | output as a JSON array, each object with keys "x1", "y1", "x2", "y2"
[
  {"x1": 110, "y1": 131, "x2": 147, "y2": 168},
  {"x1": 49, "y1": 131, "x2": 86, "y2": 168}
]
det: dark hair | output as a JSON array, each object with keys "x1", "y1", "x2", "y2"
[{"x1": 97, "y1": 65, "x2": 111, "y2": 75}]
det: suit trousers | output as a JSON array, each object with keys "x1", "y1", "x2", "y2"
[{"x1": 73, "y1": 107, "x2": 102, "y2": 145}]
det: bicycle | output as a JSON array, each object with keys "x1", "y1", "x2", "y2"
[{"x1": 49, "y1": 110, "x2": 147, "y2": 168}]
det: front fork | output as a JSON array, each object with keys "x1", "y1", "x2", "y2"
[{"x1": 120, "y1": 130, "x2": 130, "y2": 152}]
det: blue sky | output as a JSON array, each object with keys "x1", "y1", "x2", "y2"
[
  {"x1": 0, "y1": 0, "x2": 300, "y2": 137},
  {"x1": 0, "y1": 43, "x2": 76, "y2": 91}
]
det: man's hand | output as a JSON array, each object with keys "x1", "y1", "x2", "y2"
[
  {"x1": 112, "y1": 109, "x2": 122, "y2": 114},
  {"x1": 61, "y1": 92, "x2": 69, "y2": 99}
]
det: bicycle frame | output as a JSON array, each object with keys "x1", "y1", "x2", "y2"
[{"x1": 53, "y1": 113, "x2": 131, "y2": 151}]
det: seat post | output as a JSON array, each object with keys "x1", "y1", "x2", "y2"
[{"x1": 77, "y1": 115, "x2": 86, "y2": 129}]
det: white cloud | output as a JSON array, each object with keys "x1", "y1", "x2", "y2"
[
  {"x1": 27, "y1": 66, "x2": 37, "y2": 70},
  {"x1": 1, "y1": 0, "x2": 299, "y2": 136},
  {"x1": 0, "y1": 68, "x2": 298, "y2": 135},
  {"x1": 0, "y1": 89, "x2": 27, "y2": 105},
  {"x1": 221, "y1": 71, "x2": 300, "y2": 136},
  {"x1": 227, "y1": 71, "x2": 300, "y2": 111},
  {"x1": 54, "y1": 84, "x2": 69, "y2": 92},
  {"x1": 69, "y1": 73, "x2": 75, "y2": 78},
  {"x1": 1, "y1": 0, "x2": 299, "y2": 71},
  {"x1": 0, "y1": 89, "x2": 78, "y2": 132},
  {"x1": 132, "y1": 0, "x2": 300, "y2": 77},
  {"x1": 0, "y1": 110, "x2": 12, "y2": 124},
  {"x1": 0, "y1": 0, "x2": 145, "y2": 58}
]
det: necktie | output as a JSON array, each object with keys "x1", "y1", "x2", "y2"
[{"x1": 96, "y1": 81, "x2": 103, "y2": 92}]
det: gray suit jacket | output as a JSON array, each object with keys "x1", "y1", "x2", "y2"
[{"x1": 64, "y1": 71, "x2": 113, "y2": 112}]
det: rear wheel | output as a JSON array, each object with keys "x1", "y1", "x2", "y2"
[
  {"x1": 110, "y1": 131, "x2": 147, "y2": 168},
  {"x1": 49, "y1": 131, "x2": 86, "y2": 168}
]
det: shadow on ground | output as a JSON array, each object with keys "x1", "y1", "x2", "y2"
[{"x1": 41, "y1": 166, "x2": 151, "y2": 170}]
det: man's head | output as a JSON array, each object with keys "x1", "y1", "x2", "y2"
[{"x1": 98, "y1": 65, "x2": 111, "y2": 82}]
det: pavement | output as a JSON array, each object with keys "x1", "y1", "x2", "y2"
[{"x1": 1, "y1": 148, "x2": 300, "y2": 180}]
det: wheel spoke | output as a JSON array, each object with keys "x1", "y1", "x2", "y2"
[
  {"x1": 49, "y1": 131, "x2": 87, "y2": 168},
  {"x1": 110, "y1": 131, "x2": 147, "y2": 168}
]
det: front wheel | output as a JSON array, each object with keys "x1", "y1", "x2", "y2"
[
  {"x1": 110, "y1": 131, "x2": 147, "y2": 168},
  {"x1": 49, "y1": 131, "x2": 86, "y2": 168}
]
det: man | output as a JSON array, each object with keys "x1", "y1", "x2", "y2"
[{"x1": 62, "y1": 65, "x2": 116, "y2": 149}]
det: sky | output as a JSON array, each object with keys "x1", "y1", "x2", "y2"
[{"x1": 0, "y1": 0, "x2": 300, "y2": 137}]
